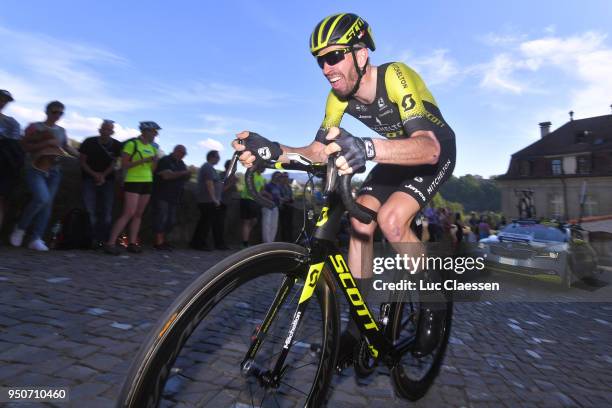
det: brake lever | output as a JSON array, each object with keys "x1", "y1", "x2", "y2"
[
  {"x1": 324, "y1": 153, "x2": 338, "y2": 195},
  {"x1": 225, "y1": 138, "x2": 244, "y2": 183}
]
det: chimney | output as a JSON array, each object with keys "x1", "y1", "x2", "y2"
[
  {"x1": 539, "y1": 121, "x2": 552, "y2": 138},
  {"x1": 569, "y1": 110, "x2": 574, "y2": 121}
]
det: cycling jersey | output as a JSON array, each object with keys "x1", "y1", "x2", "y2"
[
  {"x1": 314, "y1": 62, "x2": 456, "y2": 208},
  {"x1": 123, "y1": 138, "x2": 158, "y2": 183}
]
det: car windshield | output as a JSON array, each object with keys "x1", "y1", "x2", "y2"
[{"x1": 501, "y1": 224, "x2": 567, "y2": 242}]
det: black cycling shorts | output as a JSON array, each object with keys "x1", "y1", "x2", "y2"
[
  {"x1": 124, "y1": 182, "x2": 153, "y2": 195},
  {"x1": 357, "y1": 140, "x2": 455, "y2": 209},
  {"x1": 240, "y1": 199, "x2": 260, "y2": 220}
]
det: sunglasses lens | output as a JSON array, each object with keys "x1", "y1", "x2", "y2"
[{"x1": 316, "y1": 50, "x2": 347, "y2": 68}]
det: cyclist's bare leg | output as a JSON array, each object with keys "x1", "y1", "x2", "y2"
[
  {"x1": 377, "y1": 192, "x2": 421, "y2": 245},
  {"x1": 338, "y1": 194, "x2": 381, "y2": 367},
  {"x1": 377, "y1": 192, "x2": 426, "y2": 282},
  {"x1": 348, "y1": 194, "x2": 381, "y2": 279}
]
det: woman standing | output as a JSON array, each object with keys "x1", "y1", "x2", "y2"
[
  {"x1": 10, "y1": 101, "x2": 79, "y2": 251},
  {"x1": 104, "y1": 121, "x2": 160, "y2": 254}
]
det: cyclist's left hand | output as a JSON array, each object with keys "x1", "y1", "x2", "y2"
[{"x1": 324, "y1": 127, "x2": 376, "y2": 175}]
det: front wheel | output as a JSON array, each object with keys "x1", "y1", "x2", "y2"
[
  {"x1": 389, "y1": 294, "x2": 453, "y2": 401},
  {"x1": 116, "y1": 243, "x2": 339, "y2": 408}
]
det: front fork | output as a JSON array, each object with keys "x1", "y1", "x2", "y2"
[{"x1": 240, "y1": 262, "x2": 325, "y2": 387}]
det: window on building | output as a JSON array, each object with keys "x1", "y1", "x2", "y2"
[
  {"x1": 577, "y1": 156, "x2": 590, "y2": 174},
  {"x1": 551, "y1": 159, "x2": 562, "y2": 175},
  {"x1": 575, "y1": 131, "x2": 586, "y2": 143}
]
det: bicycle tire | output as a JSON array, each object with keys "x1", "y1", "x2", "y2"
[
  {"x1": 116, "y1": 243, "x2": 339, "y2": 408},
  {"x1": 389, "y1": 295, "x2": 453, "y2": 401}
]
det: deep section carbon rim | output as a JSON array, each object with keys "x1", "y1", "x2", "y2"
[{"x1": 118, "y1": 244, "x2": 337, "y2": 408}]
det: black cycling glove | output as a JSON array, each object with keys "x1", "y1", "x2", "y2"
[
  {"x1": 243, "y1": 132, "x2": 282, "y2": 163},
  {"x1": 333, "y1": 128, "x2": 376, "y2": 173}
]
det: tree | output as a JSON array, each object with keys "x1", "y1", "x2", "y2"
[{"x1": 439, "y1": 175, "x2": 501, "y2": 212}]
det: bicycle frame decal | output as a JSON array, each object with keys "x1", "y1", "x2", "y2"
[
  {"x1": 316, "y1": 206, "x2": 329, "y2": 227},
  {"x1": 298, "y1": 262, "x2": 325, "y2": 304},
  {"x1": 284, "y1": 311, "x2": 302, "y2": 349},
  {"x1": 327, "y1": 254, "x2": 378, "y2": 331}
]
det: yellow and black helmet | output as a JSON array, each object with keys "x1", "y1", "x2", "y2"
[{"x1": 310, "y1": 13, "x2": 376, "y2": 55}]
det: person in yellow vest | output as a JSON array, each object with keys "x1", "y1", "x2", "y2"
[
  {"x1": 104, "y1": 121, "x2": 160, "y2": 254},
  {"x1": 239, "y1": 166, "x2": 265, "y2": 247}
]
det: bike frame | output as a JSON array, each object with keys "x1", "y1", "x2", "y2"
[{"x1": 240, "y1": 172, "x2": 415, "y2": 383}]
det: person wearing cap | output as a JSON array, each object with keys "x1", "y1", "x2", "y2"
[
  {"x1": 10, "y1": 100, "x2": 79, "y2": 251},
  {"x1": 79, "y1": 119, "x2": 122, "y2": 247},
  {"x1": 104, "y1": 121, "x2": 160, "y2": 254},
  {"x1": 0, "y1": 89, "x2": 22, "y2": 237}
]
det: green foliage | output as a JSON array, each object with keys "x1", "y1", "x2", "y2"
[
  {"x1": 439, "y1": 175, "x2": 501, "y2": 212},
  {"x1": 432, "y1": 193, "x2": 464, "y2": 215}
]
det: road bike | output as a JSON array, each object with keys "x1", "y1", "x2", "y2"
[{"x1": 117, "y1": 153, "x2": 453, "y2": 407}]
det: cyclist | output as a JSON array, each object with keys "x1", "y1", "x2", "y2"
[{"x1": 232, "y1": 12, "x2": 456, "y2": 368}]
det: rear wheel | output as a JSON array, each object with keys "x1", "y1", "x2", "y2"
[
  {"x1": 389, "y1": 293, "x2": 453, "y2": 401},
  {"x1": 117, "y1": 243, "x2": 339, "y2": 408}
]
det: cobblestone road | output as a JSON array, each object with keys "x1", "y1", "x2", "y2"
[{"x1": 1, "y1": 247, "x2": 611, "y2": 407}]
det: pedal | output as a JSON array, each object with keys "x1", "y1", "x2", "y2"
[{"x1": 379, "y1": 303, "x2": 391, "y2": 328}]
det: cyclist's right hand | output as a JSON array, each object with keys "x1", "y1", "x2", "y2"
[{"x1": 232, "y1": 131, "x2": 282, "y2": 168}]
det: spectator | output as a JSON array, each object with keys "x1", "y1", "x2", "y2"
[
  {"x1": 468, "y1": 211, "x2": 478, "y2": 230},
  {"x1": 79, "y1": 120, "x2": 122, "y2": 247},
  {"x1": 0, "y1": 90, "x2": 22, "y2": 237},
  {"x1": 478, "y1": 216, "x2": 491, "y2": 240},
  {"x1": 191, "y1": 150, "x2": 228, "y2": 250},
  {"x1": 424, "y1": 205, "x2": 440, "y2": 242},
  {"x1": 10, "y1": 101, "x2": 79, "y2": 251},
  {"x1": 452, "y1": 212, "x2": 464, "y2": 247},
  {"x1": 261, "y1": 171, "x2": 283, "y2": 243},
  {"x1": 499, "y1": 215, "x2": 507, "y2": 229},
  {"x1": 152, "y1": 145, "x2": 190, "y2": 250},
  {"x1": 240, "y1": 166, "x2": 265, "y2": 247},
  {"x1": 104, "y1": 121, "x2": 160, "y2": 254},
  {"x1": 221, "y1": 159, "x2": 239, "y2": 246},
  {"x1": 278, "y1": 172, "x2": 294, "y2": 242}
]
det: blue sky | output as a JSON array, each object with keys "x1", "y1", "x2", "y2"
[{"x1": 2, "y1": 0, "x2": 612, "y2": 177}]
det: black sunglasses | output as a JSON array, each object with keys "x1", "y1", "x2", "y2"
[
  {"x1": 49, "y1": 110, "x2": 64, "y2": 116},
  {"x1": 316, "y1": 48, "x2": 352, "y2": 69}
]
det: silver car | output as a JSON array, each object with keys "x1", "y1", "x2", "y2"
[{"x1": 476, "y1": 221, "x2": 599, "y2": 288}]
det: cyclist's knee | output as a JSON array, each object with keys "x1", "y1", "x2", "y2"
[{"x1": 378, "y1": 208, "x2": 415, "y2": 242}]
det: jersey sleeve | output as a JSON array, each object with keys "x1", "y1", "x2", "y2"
[
  {"x1": 122, "y1": 140, "x2": 135, "y2": 156},
  {"x1": 314, "y1": 91, "x2": 348, "y2": 143},
  {"x1": 385, "y1": 62, "x2": 450, "y2": 137}
]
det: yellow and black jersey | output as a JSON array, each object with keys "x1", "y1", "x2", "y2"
[{"x1": 314, "y1": 62, "x2": 454, "y2": 144}]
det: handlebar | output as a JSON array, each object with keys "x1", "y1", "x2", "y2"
[{"x1": 226, "y1": 147, "x2": 375, "y2": 224}]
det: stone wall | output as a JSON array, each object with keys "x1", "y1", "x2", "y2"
[{"x1": 1, "y1": 160, "x2": 311, "y2": 246}]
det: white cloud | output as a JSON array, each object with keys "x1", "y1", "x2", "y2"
[
  {"x1": 402, "y1": 49, "x2": 460, "y2": 86},
  {"x1": 0, "y1": 25, "x2": 144, "y2": 112},
  {"x1": 478, "y1": 54, "x2": 524, "y2": 94},
  {"x1": 477, "y1": 31, "x2": 612, "y2": 118},
  {"x1": 197, "y1": 138, "x2": 225, "y2": 151}
]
